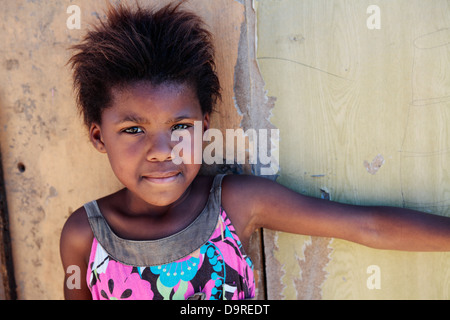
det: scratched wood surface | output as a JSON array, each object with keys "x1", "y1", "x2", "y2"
[{"x1": 256, "y1": 0, "x2": 450, "y2": 299}]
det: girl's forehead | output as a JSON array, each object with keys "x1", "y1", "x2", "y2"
[
  {"x1": 112, "y1": 80, "x2": 196, "y2": 102},
  {"x1": 106, "y1": 80, "x2": 202, "y2": 119}
]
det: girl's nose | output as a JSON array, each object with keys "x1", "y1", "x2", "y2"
[{"x1": 146, "y1": 132, "x2": 174, "y2": 162}]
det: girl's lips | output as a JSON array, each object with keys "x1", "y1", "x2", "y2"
[{"x1": 142, "y1": 172, "x2": 181, "y2": 184}]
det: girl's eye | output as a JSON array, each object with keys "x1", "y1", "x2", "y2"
[
  {"x1": 172, "y1": 124, "x2": 191, "y2": 131},
  {"x1": 123, "y1": 127, "x2": 143, "y2": 134}
]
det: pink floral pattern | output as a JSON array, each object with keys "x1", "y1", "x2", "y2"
[{"x1": 87, "y1": 208, "x2": 255, "y2": 300}]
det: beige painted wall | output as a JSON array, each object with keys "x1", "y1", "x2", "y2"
[{"x1": 257, "y1": 0, "x2": 450, "y2": 299}]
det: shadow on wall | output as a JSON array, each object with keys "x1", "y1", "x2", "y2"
[{"x1": 0, "y1": 88, "x2": 18, "y2": 300}]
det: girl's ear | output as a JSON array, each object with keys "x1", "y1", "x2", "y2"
[
  {"x1": 203, "y1": 113, "x2": 210, "y2": 132},
  {"x1": 89, "y1": 123, "x2": 107, "y2": 153}
]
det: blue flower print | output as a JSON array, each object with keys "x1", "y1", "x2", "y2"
[{"x1": 150, "y1": 256, "x2": 201, "y2": 288}]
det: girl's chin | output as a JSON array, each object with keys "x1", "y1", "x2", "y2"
[{"x1": 132, "y1": 186, "x2": 191, "y2": 208}]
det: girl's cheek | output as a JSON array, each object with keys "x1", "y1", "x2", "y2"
[{"x1": 170, "y1": 130, "x2": 199, "y2": 165}]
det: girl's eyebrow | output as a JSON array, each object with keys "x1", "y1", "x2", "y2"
[
  {"x1": 168, "y1": 114, "x2": 199, "y2": 123},
  {"x1": 116, "y1": 115, "x2": 150, "y2": 125},
  {"x1": 115, "y1": 113, "x2": 200, "y2": 125}
]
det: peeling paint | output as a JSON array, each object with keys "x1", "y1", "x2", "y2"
[
  {"x1": 320, "y1": 188, "x2": 331, "y2": 200},
  {"x1": 266, "y1": 231, "x2": 332, "y2": 300},
  {"x1": 233, "y1": 0, "x2": 279, "y2": 178},
  {"x1": 363, "y1": 154, "x2": 385, "y2": 175},
  {"x1": 294, "y1": 237, "x2": 332, "y2": 300}
]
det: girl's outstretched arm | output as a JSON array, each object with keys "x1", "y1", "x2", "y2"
[{"x1": 223, "y1": 174, "x2": 450, "y2": 252}]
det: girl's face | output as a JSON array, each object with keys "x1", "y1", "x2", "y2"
[{"x1": 90, "y1": 81, "x2": 209, "y2": 208}]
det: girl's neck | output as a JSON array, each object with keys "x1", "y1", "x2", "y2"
[{"x1": 123, "y1": 182, "x2": 194, "y2": 218}]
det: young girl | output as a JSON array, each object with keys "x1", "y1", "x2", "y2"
[{"x1": 60, "y1": 2, "x2": 450, "y2": 300}]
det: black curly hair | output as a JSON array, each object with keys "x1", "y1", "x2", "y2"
[{"x1": 68, "y1": 2, "x2": 221, "y2": 128}]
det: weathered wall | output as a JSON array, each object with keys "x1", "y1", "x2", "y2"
[
  {"x1": 257, "y1": 0, "x2": 450, "y2": 299},
  {"x1": 2, "y1": 0, "x2": 450, "y2": 300},
  {"x1": 0, "y1": 0, "x2": 266, "y2": 299}
]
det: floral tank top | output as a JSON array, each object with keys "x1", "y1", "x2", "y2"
[{"x1": 84, "y1": 174, "x2": 255, "y2": 300}]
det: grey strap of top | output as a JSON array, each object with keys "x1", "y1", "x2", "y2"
[{"x1": 84, "y1": 174, "x2": 226, "y2": 267}]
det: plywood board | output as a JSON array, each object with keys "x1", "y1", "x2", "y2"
[{"x1": 256, "y1": 0, "x2": 450, "y2": 299}]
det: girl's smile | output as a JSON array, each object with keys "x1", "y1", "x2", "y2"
[{"x1": 89, "y1": 80, "x2": 209, "y2": 210}]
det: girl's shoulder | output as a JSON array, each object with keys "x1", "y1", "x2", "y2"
[
  {"x1": 221, "y1": 173, "x2": 276, "y2": 201},
  {"x1": 61, "y1": 206, "x2": 93, "y2": 241},
  {"x1": 60, "y1": 205, "x2": 94, "y2": 265},
  {"x1": 60, "y1": 205, "x2": 95, "y2": 299},
  {"x1": 220, "y1": 174, "x2": 276, "y2": 246}
]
